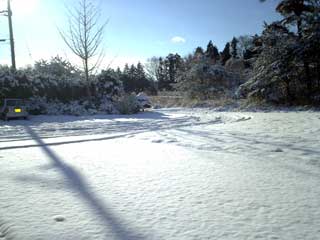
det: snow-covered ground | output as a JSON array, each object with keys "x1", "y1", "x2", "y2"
[{"x1": 0, "y1": 108, "x2": 320, "y2": 240}]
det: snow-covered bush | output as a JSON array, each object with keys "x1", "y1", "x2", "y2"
[
  {"x1": 0, "y1": 66, "x2": 33, "y2": 99},
  {"x1": 0, "y1": 57, "x2": 85, "y2": 101},
  {"x1": 98, "y1": 97, "x2": 118, "y2": 114},
  {"x1": 32, "y1": 56, "x2": 86, "y2": 102},
  {"x1": 115, "y1": 94, "x2": 140, "y2": 114},
  {"x1": 27, "y1": 96, "x2": 116, "y2": 115},
  {"x1": 93, "y1": 69, "x2": 123, "y2": 99},
  {"x1": 0, "y1": 56, "x2": 125, "y2": 115},
  {"x1": 176, "y1": 61, "x2": 240, "y2": 100},
  {"x1": 27, "y1": 97, "x2": 48, "y2": 115}
]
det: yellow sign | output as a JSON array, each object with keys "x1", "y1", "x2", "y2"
[{"x1": 15, "y1": 108, "x2": 22, "y2": 113}]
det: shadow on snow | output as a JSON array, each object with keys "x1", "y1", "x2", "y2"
[{"x1": 19, "y1": 125, "x2": 149, "y2": 240}]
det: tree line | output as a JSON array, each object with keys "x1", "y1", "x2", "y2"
[
  {"x1": 1, "y1": 0, "x2": 319, "y2": 108},
  {"x1": 146, "y1": 0, "x2": 320, "y2": 105}
]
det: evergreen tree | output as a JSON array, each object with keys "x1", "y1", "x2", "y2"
[
  {"x1": 166, "y1": 53, "x2": 182, "y2": 90},
  {"x1": 194, "y1": 47, "x2": 205, "y2": 60},
  {"x1": 123, "y1": 64, "x2": 130, "y2": 75},
  {"x1": 156, "y1": 54, "x2": 182, "y2": 91},
  {"x1": 260, "y1": 0, "x2": 320, "y2": 100},
  {"x1": 121, "y1": 64, "x2": 132, "y2": 92},
  {"x1": 205, "y1": 40, "x2": 220, "y2": 62},
  {"x1": 136, "y1": 62, "x2": 150, "y2": 91},
  {"x1": 119, "y1": 63, "x2": 153, "y2": 93},
  {"x1": 129, "y1": 64, "x2": 136, "y2": 76},
  {"x1": 275, "y1": 0, "x2": 317, "y2": 96},
  {"x1": 157, "y1": 57, "x2": 167, "y2": 90},
  {"x1": 116, "y1": 67, "x2": 122, "y2": 76},
  {"x1": 271, "y1": 0, "x2": 315, "y2": 38},
  {"x1": 221, "y1": 42, "x2": 232, "y2": 65}
]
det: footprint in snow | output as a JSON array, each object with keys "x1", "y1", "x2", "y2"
[
  {"x1": 152, "y1": 139, "x2": 163, "y2": 143},
  {"x1": 53, "y1": 216, "x2": 66, "y2": 222},
  {"x1": 235, "y1": 117, "x2": 252, "y2": 122},
  {"x1": 273, "y1": 148, "x2": 284, "y2": 152}
]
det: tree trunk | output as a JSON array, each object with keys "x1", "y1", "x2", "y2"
[
  {"x1": 304, "y1": 60, "x2": 312, "y2": 98},
  {"x1": 84, "y1": 59, "x2": 91, "y2": 98},
  {"x1": 317, "y1": 62, "x2": 320, "y2": 90},
  {"x1": 284, "y1": 77, "x2": 293, "y2": 104},
  {"x1": 297, "y1": 17, "x2": 312, "y2": 99},
  {"x1": 297, "y1": 18, "x2": 303, "y2": 40}
]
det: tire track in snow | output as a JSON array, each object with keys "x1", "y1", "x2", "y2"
[
  {"x1": 0, "y1": 221, "x2": 17, "y2": 240},
  {"x1": 0, "y1": 111, "x2": 248, "y2": 143},
  {"x1": 0, "y1": 117, "x2": 225, "y2": 151}
]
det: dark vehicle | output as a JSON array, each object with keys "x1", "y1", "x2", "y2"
[{"x1": 0, "y1": 98, "x2": 29, "y2": 121}]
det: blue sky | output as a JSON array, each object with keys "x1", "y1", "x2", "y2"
[{"x1": 0, "y1": 0, "x2": 281, "y2": 69}]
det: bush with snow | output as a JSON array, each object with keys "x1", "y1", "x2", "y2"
[
  {"x1": 27, "y1": 97, "x2": 117, "y2": 116},
  {"x1": 115, "y1": 94, "x2": 140, "y2": 114},
  {"x1": 0, "y1": 57, "x2": 125, "y2": 115},
  {"x1": 176, "y1": 60, "x2": 241, "y2": 100}
]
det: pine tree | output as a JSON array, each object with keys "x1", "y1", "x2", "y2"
[
  {"x1": 194, "y1": 47, "x2": 205, "y2": 61},
  {"x1": 260, "y1": 0, "x2": 319, "y2": 98},
  {"x1": 121, "y1": 64, "x2": 133, "y2": 93},
  {"x1": 123, "y1": 64, "x2": 130, "y2": 75},
  {"x1": 221, "y1": 42, "x2": 232, "y2": 65},
  {"x1": 154, "y1": 53, "x2": 183, "y2": 91},
  {"x1": 275, "y1": 0, "x2": 316, "y2": 96},
  {"x1": 116, "y1": 67, "x2": 121, "y2": 76},
  {"x1": 205, "y1": 41, "x2": 220, "y2": 62},
  {"x1": 136, "y1": 62, "x2": 150, "y2": 92},
  {"x1": 167, "y1": 54, "x2": 182, "y2": 88},
  {"x1": 157, "y1": 57, "x2": 167, "y2": 90}
]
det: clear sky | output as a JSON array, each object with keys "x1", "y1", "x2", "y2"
[{"x1": 0, "y1": 0, "x2": 281, "y2": 69}]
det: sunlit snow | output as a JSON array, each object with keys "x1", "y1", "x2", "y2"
[{"x1": 1, "y1": 109, "x2": 320, "y2": 240}]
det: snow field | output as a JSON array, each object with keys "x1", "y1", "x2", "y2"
[{"x1": 0, "y1": 109, "x2": 320, "y2": 240}]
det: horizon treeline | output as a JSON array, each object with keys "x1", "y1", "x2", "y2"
[{"x1": 1, "y1": 0, "x2": 320, "y2": 107}]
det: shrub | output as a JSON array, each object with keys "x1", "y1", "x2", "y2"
[{"x1": 115, "y1": 94, "x2": 140, "y2": 114}]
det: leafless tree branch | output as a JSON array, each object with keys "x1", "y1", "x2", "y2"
[{"x1": 58, "y1": 0, "x2": 107, "y2": 98}]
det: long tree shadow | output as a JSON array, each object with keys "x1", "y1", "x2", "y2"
[{"x1": 24, "y1": 125, "x2": 148, "y2": 240}]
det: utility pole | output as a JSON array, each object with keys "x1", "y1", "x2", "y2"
[{"x1": 7, "y1": 0, "x2": 16, "y2": 70}]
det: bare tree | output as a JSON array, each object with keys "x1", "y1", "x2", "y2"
[
  {"x1": 145, "y1": 57, "x2": 160, "y2": 81},
  {"x1": 59, "y1": 0, "x2": 108, "y2": 97}
]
